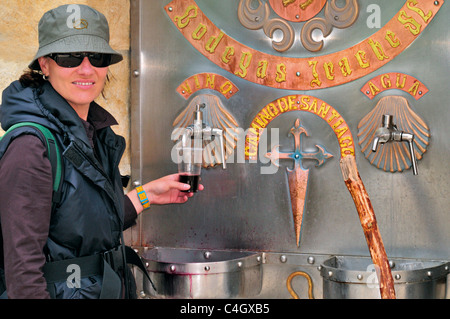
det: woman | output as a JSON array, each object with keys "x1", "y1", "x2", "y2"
[{"x1": 0, "y1": 4, "x2": 200, "y2": 298}]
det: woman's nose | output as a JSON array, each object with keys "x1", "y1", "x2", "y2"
[{"x1": 78, "y1": 57, "x2": 95, "y2": 74}]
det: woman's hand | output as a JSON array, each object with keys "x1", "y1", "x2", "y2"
[{"x1": 127, "y1": 173, "x2": 204, "y2": 214}]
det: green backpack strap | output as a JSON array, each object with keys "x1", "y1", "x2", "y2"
[{"x1": 1, "y1": 122, "x2": 63, "y2": 207}]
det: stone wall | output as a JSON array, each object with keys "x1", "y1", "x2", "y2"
[{"x1": 0, "y1": 0, "x2": 131, "y2": 175}]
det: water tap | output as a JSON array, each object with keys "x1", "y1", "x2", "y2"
[
  {"x1": 371, "y1": 114, "x2": 418, "y2": 175},
  {"x1": 181, "y1": 103, "x2": 226, "y2": 169}
]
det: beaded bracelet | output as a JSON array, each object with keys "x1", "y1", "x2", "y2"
[{"x1": 136, "y1": 185, "x2": 150, "y2": 210}]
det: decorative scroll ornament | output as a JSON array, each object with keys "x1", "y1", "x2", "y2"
[
  {"x1": 165, "y1": 0, "x2": 444, "y2": 91},
  {"x1": 173, "y1": 94, "x2": 239, "y2": 168},
  {"x1": 237, "y1": 0, "x2": 295, "y2": 52},
  {"x1": 265, "y1": 118, "x2": 333, "y2": 246},
  {"x1": 301, "y1": 0, "x2": 359, "y2": 52},
  {"x1": 357, "y1": 96, "x2": 430, "y2": 173},
  {"x1": 238, "y1": 0, "x2": 358, "y2": 53}
]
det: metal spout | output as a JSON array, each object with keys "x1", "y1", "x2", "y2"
[
  {"x1": 372, "y1": 114, "x2": 418, "y2": 175},
  {"x1": 180, "y1": 103, "x2": 226, "y2": 169}
]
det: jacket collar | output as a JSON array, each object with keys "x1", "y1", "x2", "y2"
[{"x1": 38, "y1": 82, "x2": 119, "y2": 148}]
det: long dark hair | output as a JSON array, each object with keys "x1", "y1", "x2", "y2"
[{"x1": 19, "y1": 69, "x2": 46, "y2": 88}]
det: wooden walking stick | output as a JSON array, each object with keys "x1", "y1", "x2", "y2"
[{"x1": 340, "y1": 155, "x2": 396, "y2": 299}]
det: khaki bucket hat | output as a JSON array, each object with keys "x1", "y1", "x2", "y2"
[{"x1": 29, "y1": 4, "x2": 123, "y2": 70}]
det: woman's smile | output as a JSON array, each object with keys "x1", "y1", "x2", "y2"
[{"x1": 72, "y1": 80, "x2": 96, "y2": 89}]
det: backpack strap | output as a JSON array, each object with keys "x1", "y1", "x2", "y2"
[{"x1": 0, "y1": 122, "x2": 64, "y2": 208}]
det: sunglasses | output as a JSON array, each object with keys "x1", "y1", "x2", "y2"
[{"x1": 48, "y1": 52, "x2": 112, "y2": 68}]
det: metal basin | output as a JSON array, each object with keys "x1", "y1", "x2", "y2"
[
  {"x1": 141, "y1": 247, "x2": 263, "y2": 299},
  {"x1": 320, "y1": 255, "x2": 449, "y2": 299}
]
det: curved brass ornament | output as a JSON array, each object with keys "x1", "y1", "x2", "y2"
[
  {"x1": 173, "y1": 94, "x2": 239, "y2": 168},
  {"x1": 239, "y1": 0, "x2": 358, "y2": 53},
  {"x1": 286, "y1": 271, "x2": 314, "y2": 299},
  {"x1": 301, "y1": 0, "x2": 359, "y2": 52},
  {"x1": 238, "y1": 0, "x2": 295, "y2": 52},
  {"x1": 357, "y1": 96, "x2": 430, "y2": 173}
]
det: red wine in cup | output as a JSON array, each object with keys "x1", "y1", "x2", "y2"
[{"x1": 179, "y1": 174, "x2": 200, "y2": 193}]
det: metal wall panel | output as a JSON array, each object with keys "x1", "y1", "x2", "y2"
[{"x1": 130, "y1": 0, "x2": 449, "y2": 287}]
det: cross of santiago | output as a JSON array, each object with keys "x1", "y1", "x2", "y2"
[{"x1": 265, "y1": 118, "x2": 333, "y2": 246}]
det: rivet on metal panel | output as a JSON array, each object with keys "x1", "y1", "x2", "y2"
[
  {"x1": 280, "y1": 255, "x2": 287, "y2": 263},
  {"x1": 394, "y1": 274, "x2": 401, "y2": 280},
  {"x1": 307, "y1": 256, "x2": 315, "y2": 264},
  {"x1": 357, "y1": 274, "x2": 363, "y2": 280}
]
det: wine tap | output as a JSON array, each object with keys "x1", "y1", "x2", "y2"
[
  {"x1": 180, "y1": 103, "x2": 226, "y2": 169},
  {"x1": 372, "y1": 114, "x2": 418, "y2": 175}
]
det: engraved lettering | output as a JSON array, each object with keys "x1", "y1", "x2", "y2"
[
  {"x1": 235, "y1": 52, "x2": 252, "y2": 78},
  {"x1": 355, "y1": 50, "x2": 370, "y2": 68},
  {"x1": 368, "y1": 38, "x2": 389, "y2": 61},
  {"x1": 174, "y1": 5, "x2": 198, "y2": 29},
  {"x1": 276, "y1": 63, "x2": 287, "y2": 83},
  {"x1": 192, "y1": 23, "x2": 207, "y2": 40},
  {"x1": 385, "y1": 30, "x2": 401, "y2": 48},
  {"x1": 381, "y1": 74, "x2": 391, "y2": 89},
  {"x1": 308, "y1": 60, "x2": 322, "y2": 87},
  {"x1": 398, "y1": 10, "x2": 421, "y2": 36},
  {"x1": 323, "y1": 61, "x2": 335, "y2": 80},
  {"x1": 221, "y1": 46, "x2": 235, "y2": 64},
  {"x1": 205, "y1": 31, "x2": 224, "y2": 53},
  {"x1": 257, "y1": 60, "x2": 268, "y2": 79},
  {"x1": 407, "y1": 0, "x2": 432, "y2": 23},
  {"x1": 339, "y1": 57, "x2": 352, "y2": 77}
]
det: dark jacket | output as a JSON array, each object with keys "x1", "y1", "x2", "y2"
[{"x1": 0, "y1": 81, "x2": 137, "y2": 298}]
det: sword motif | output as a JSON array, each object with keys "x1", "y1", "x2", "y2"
[{"x1": 265, "y1": 118, "x2": 333, "y2": 246}]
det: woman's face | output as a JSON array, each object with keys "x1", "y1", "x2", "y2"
[{"x1": 38, "y1": 56, "x2": 108, "y2": 117}]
